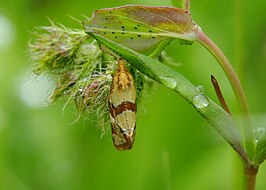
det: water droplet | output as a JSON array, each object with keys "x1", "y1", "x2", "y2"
[
  {"x1": 254, "y1": 128, "x2": 265, "y2": 143},
  {"x1": 192, "y1": 94, "x2": 209, "y2": 108},
  {"x1": 159, "y1": 76, "x2": 177, "y2": 89},
  {"x1": 196, "y1": 85, "x2": 205, "y2": 93}
]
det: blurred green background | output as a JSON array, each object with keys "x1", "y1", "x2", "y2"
[{"x1": 0, "y1": 0, "x2": 266, "y2": 189}]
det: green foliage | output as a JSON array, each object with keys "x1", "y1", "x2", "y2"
[{"x1": 253, "y1": 127, "x2": 266, "y2": 165}]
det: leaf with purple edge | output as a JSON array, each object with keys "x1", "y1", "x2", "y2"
[{"x1": 84, "y1": 5, "x2": 199, "y2": 56}]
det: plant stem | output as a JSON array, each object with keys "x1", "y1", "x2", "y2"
[
  {"x1": 196, "y1": 30, "x2": 254, "y2": 157},
  {"x1": 244, "y1": 165, "x2": 259, "y2": 190}
]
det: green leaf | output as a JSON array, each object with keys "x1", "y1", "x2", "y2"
[
  {"x1": 252, "y1": 127, "x2": 266, "y2": 165},
  {"x1": 88, "y1": 33, "x2": 248, "y2": 163},
  {"x1": 84, "y1": 5, "x2": 198, "y2": 56}
]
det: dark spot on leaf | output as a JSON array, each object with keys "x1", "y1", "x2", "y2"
[
  {"x1": 122, "y1": 32, "x2": 124, "y2": 34},
  {"x1": 130, "y1": 37, "x2": 133, "y2": 40},
  {"x1": 121, "y1": 26, "x2": 125, "y2": 28},
  {"x1": 185, "y1": 11, "x2": 188, "y2": 13},
  {"x1": 152, "y1": 36, "x2": 155, "y2": 38},
  {"x1": 115, "y1": 36, "x2": 118, "y2": 38},
  {"x1": 137, "y1": 24, "x2": 140, "y2": 27},
  {"x1": 134, "y1": 27, "x2": 138, "y2": 29},
  {"x1": 105, "y1": 18, "x2": 108, "y2": 20},
  {"x1": 138, "y1": 35, "x2": 141, "y2": 37},
  {"x1": 109, "y1": 11, "x2": 112, "y2": 13},
  {"x1": 149, "y1": 30, "x2": 152, "y2": 32},
  {"x1": 103, "y1": 32, "x2": 106, "y2": 34},
  {"x1": 112, "y1": 32, "x2": 115, "y2": 34}
]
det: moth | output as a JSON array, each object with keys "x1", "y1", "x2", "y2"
[{"x1": 109, "y1": 59, "x2": 137, "y2": 150}]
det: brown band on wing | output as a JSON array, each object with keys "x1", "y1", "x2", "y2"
[
  {"x1": 110, "y1": 101, "x2": 136, "y2": 118},
  {"x1": 111, "y1": 123, "x2": 135, "y2": 151},
  {"x1": 113, "y1": 140, "x2": 133, "y2": 150}
]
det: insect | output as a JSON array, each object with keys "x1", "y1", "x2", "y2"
[{"x1": 109, "y1": 58, "x2": 137, "y2": 150}]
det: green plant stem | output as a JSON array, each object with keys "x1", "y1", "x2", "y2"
[
  {"x1": 244, "y1": 165, "x2": 259, "y2": 190},
  {"x1": 196, "y1": 30, "x2": 254, "y2": 157},
  {"x1": 196, "y1": 30, "x2": 258, "y2": 190}
]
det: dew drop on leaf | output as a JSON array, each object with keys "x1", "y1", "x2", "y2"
[
  {"x1": 254, "y1": 128, "x2": 265, "y2": 143},
  {"x1": 159, "y1": 76, "x2": 177, "y2": 89},
  {"x1": 192, "y1": 94, "x2": 209, "y2": 109},
  {"x1": 196, "y1": 85, "x2": 205, "y2": 93}
]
